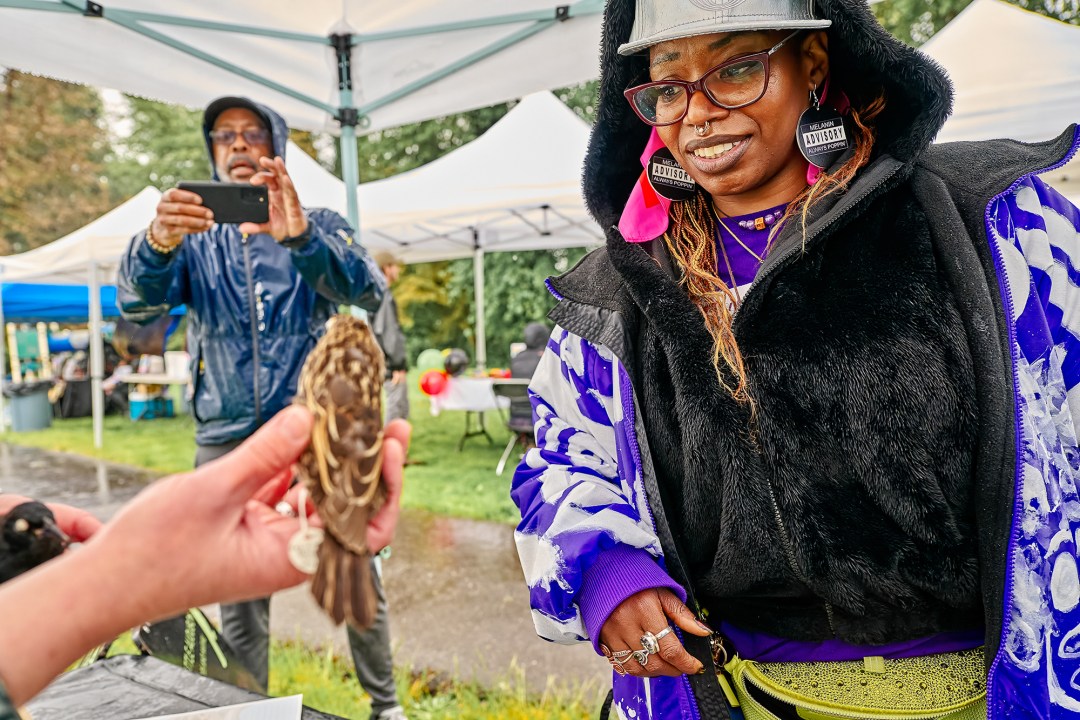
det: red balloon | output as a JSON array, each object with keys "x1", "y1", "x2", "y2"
[{"x1": 419, "y1": 369, "x2": 449, "y2": 396}]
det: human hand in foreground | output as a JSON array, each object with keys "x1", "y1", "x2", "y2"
[
  {"x1": 391, "y1": 370, "x2": 407, "y2": 386},
  {"x1": 0, "y1": 406, "x2": 314, "y2": 706},
  {"x1": 0, "y1": 494, "x2": 102, "y2": 543},
  {"x1": 240, "y1": 156, "x2": 308, "y2": 242},
  {"x1": 280, "y1": 418, "x2": 410, "y2": 555},
  {"x1": 598, "y1": 588, "x2": 711, "y2": 677},
  {"x1": 152, "y1": 187, "x2": 214, "y2": 249}
]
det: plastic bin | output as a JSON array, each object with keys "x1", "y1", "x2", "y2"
[
  {"x1": 130, "y1": 392, "x2": 175, "y2": 421},
  {"x1": 3, "y1": 380, "x2": 54, "y2": 432}
]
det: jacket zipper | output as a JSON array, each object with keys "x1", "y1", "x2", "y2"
[
  {"x1": 241, "y1": 235, "x2": 263, "y2": 425},
  {"x1": 983, "y1": 127, "x2": 1080, "y2": 717},
  {"x1": 764, "y1": 478, "x2": 837, "y2": 635}
]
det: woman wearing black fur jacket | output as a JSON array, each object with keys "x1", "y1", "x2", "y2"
[{"x1": 512, "y1": 0, "x2": 1080, "y2": 718}]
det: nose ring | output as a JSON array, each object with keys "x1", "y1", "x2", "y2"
[{"x1": 695, "y1": 120, "x2": 710, "y2": 137}]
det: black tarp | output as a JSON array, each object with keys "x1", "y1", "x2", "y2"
[{"x1": 27, "y1": 655, "x2": 346, "y2": 719}]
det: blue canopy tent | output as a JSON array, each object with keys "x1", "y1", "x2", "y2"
[
  {"x1": 4, "y1": 284, "x2": 119, "y2": 323},
  {"x1": 1, "y1": 284, "x2": 185, "y2": 323}
]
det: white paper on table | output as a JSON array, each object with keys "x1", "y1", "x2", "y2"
[{"x1": 135, "y1": 694, "x2": 303, "y2": 720}]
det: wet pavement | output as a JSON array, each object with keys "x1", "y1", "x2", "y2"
[{"x1": 0, "y1": 444, "x2": 609, "y2": 697}]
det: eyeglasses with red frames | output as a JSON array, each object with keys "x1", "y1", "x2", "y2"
[
  {"x1": 209, "y1": 128, "x2": 271, "y2": 146},
  {"x1": 623, "y1": 30, "x2": 802, "y2": 127}
]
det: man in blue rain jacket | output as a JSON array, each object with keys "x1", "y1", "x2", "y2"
[{"x1": 118, "y1": 97, "x2": 408, "y2": 719}]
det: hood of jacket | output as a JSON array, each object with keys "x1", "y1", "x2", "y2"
[
  {"x1": 202, "y1": 97, "x2": 289, "y2": 181},
  {"x1": 583, "y1": 0, "x2": 954, "y2": 231}
]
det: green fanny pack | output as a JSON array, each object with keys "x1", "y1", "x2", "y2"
[{"x1": 718, "y1": 647, "x2": 987, "y2": 720}]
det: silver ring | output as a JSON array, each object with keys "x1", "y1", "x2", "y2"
[
  {"x1": 275, "y1": 501, "x2": 297, "y2": 517},
  {"x1": 640, "y1": 626, "x2": 673, "y2": 655},
  {"x1": 631, "y1": 648, "x2": 651, "y2": 668}
]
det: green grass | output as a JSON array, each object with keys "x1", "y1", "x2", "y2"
[
  {"x1": 100, "y1": 634, "x2": 599, "y2": 720},
  {"x1": 1, "y1": 414, "x2": 197, "y2": 475},
  {"x1": 270, "y1": 639, "x2": 601, "y2": 719},
  {"x1": 1, "y1": 371, "x2": 524, "y2": 524}
]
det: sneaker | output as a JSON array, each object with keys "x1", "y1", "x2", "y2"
[{"x1": 373, "y1": 706, "x2": 408, "y2": 720}]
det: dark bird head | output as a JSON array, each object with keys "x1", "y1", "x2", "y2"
[{"x1": 2, "y1": 501, "x2": 69, "y2": 558}]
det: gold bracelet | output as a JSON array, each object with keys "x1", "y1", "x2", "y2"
[{"x1": 145, "y1": 223, "x2": 180, "y2": 255}]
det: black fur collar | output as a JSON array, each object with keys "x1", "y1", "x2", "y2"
[{"x1": 582, "y1": 0, "x2": 954, "y2": 231}]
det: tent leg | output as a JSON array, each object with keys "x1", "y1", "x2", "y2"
[
  {"x1": 339, "y1": 126, "x2": 361, "y2": 232},
  {"x1": 473, "y1": 233, "x2": 487, "y2": 373},
  {"x1": 88, "y1": 262, "x2": 104, "y2": 450}
]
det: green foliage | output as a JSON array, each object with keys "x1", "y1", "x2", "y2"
[
  {"x1": 395, "y1": 260, "x2": 475, "y2": 364},
  {"x1": 874, "y1": 0, "x2": 1077, "y2": 45},
  {"x1": 553, "y1": 80, "x2": 600, "y2": 125},
  {"x1": 1009, "y1": 0, "x2": 1079, "y2": 23},
  {"x1": 482, "y1": 248, "x2": 587, "y2": 368},
  {"x1": 0, "y1": 71, "x2": 115, "y2": 254},
  {"x1": 105, "y1": 96, "x2": 208, "y2": 197},
  {"x1": 271, "y1": 640, "x2": 599, "y2": 720}
]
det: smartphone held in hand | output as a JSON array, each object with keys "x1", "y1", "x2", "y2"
[{"x1": 177, "y1": 182, "x2": 269, "y2": 224}]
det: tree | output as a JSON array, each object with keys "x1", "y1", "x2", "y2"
[
  {"x1": 0, "y1": 71, "x2": 115, "y2": 255},
  {"x1": 874, "y1": 0, "x2": 1077, "y2": 46},
  {"x1": 481, "y1": 248, "x2": 586, "y2": 367},
  {"x1": 1010, "y1": 0, "x2": 1078, "y2": 23},
  {"x1": 104, "y1": 97, "x2": 207, "y2": 199}
]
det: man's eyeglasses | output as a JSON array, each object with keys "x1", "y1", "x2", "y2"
[
  {"x1": 209, "y1": 128, "x2": 271, "y2": 146},
  {"x1": 623, "y1": 30, "x2": 802, "y2": 127}
]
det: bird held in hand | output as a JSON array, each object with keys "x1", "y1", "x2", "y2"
[
  {"x1": 0, "y1": 501, "x2": 70, "y2": 583},
  {"x1": 293, "y1": 315, "x2": 386, "y2": 629}
]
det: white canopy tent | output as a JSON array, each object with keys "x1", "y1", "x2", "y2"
[
  {"x1": 921, "y1": 0, "x2": 1080, "y2": 201},
  {"x1": 357, "y1": 91, "x2": 601, "y2": 370},
  {"x1": 0, "y1": 0, "x2": 603, "y2": 228},
  {"x1": 286, "y1": 91, "x2": 602, "y2": 369},
  {"x1": 356, "y1": 91, "x2": 601, "y2": 263},
  {"x1": 0, "y1": 187, "x2": 163, "y2": 446}
]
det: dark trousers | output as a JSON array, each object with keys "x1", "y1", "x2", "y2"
[{"x1": 196, "y1": 439, "x2": 401, "y2": 712}]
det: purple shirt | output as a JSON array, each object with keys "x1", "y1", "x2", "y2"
[{"x1": 713, "y1": 203, "x2": 786, "y2": 290}]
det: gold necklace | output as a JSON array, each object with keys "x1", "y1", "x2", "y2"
[
  {"x1": 715, "y1": 214, "x2": 765, "y2": 264},
  {"x1": 714, "y1": 227, "x2": 742, "y2": 304}
]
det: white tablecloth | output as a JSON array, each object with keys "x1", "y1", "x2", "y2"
[{"x1": 429, "y1": 377, "x2": 509, "y2": 415}]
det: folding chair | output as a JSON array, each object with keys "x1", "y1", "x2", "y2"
[{"x1": 491, "y1": 378, "x2": 534, "y2": 475}]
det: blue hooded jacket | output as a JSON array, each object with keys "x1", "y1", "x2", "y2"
[{"x1": 117, "y1": 98, "x2": 384, "y2": 446}]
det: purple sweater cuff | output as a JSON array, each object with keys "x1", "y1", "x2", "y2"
[{"x1": 577, "y1": 545, "x2": 687, "y2": 654}]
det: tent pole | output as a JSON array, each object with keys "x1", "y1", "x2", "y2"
[
  {"x1": 88, "y1": 262, "x2": 104, "y2": 450},
  {"x1": 473, "y1": 229, "x2": 487, "y2": 373},
  {"x1": 332, "y1": 33, "x2": 362, "y2": 232},
  {"x1": 340, "y1": 127, "x2": 360, "y2": 230}
]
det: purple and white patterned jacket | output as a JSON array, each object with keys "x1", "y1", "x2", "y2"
[{"x1": 514, "y1": 147, "x2": 1080, "y2": 719}]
